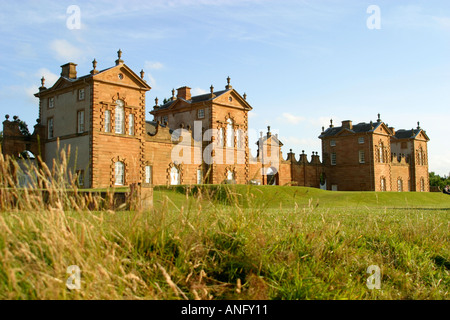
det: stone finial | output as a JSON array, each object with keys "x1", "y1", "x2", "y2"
[
  {"x1": 329, "y1": 119, "x2": 334, "y2": 128},
  {"x1": 225, "y1": 76, "x2": 232, "y2": 90},
  {"x1": 140, "y1": 69, "x2": 145, "y2": 79},
  {"x1": 40, "y1": 76, "x2": 45, "y2": 88},
  {"x1": 13, "y1": 116, "x2": 18, "y2": 121},
  {"x1": 91, "y1": 59, "x2": 98, "y2": 74},
  {"x1": 377, "y1": 113, "x2": 381, "y2": 122},
  {"x1": 115, "y1": 49, "x2": 124, "y2": 65},
  {"x1": 171, "y1": 88, "x2": 176, "y2": 100},
  {"x1": 290, "y1": 149, "x2": 293, "y2": 153},
  {"x1": 417, "y1": 121, "x2": 420, "y2": 129},
  {"x1": 322, "y1": 126, "x2": 325, "y2": 132},
  {"x1": 243, "y1": 93, "x2": 247, "y2": 100},
  {"x1": 36, "y1": 118, "x2": 41, "y2": 124},
  {"x1": 5, "y1": 114, "x2": 9, "y2": 120},
  {"x1": 267, "y1": 126, "x2": 271, "y2": 133},
  {"x1": 155, "y1": 97, "x2": 159, "y2": 107},
  {"x1": 302, "y1": 150, "x2": 305, "y2": 154}
]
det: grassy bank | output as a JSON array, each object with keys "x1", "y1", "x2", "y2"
[{"x1": 1, "y1": 184, "x2": 448, "y2": 299}]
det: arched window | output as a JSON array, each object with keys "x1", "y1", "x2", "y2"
[
  {"x1": 420, "y1": 177, "x2": 425, "y2": 192},
  {"x1": 381, "y1": 177, "x2": 386, "y2": 192},
  {"x1": 227, "y1": 170, "x2": 234, "y2": 181},
  {"x1": 397, "y1": 179, "x2": 403, "y2": 192},
  {"x1": 170, "y1": 166, "x2": 180, "y2": 185},
  {"x1": 115, "y1": 100, "x2": 124, "y2": 134},
  {"x1": 378, "y1": 143, "x2": 384, "y2": 163},
  {"x1": 217, "y1": 128, "x2": 224, "y2": 147},
  {"x1": 226, "y1": 118, "x2": 234, "y2": 148},
  {"x1": 115, "y1": 161, "x2": 125, "y2": 186}
]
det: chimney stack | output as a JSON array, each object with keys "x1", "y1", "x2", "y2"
[
  {"x1": 61, "y1": 63, "x2": 77, "y2": 79},
  {"x1": 177, "y1": 86, "x2": 192, "y2": 100},
  {"x1": 342, "y1": 120, "x2": 353, "y2": 130}
]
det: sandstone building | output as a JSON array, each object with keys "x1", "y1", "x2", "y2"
[{"x1": 1, "y1": 51, "x2": 430, "y2": 192}]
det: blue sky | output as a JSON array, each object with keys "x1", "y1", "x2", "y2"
[{"x1": 1, "y1": 0, "x2": 449, "y2": 176}]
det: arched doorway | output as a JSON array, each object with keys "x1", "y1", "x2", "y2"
[{"x1": 266, "y1": 167, "x2": 279, "y2": 186}]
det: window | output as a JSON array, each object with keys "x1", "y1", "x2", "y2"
[
  {"x1": 115, "y1": 100, "x2": 124, "y2": 134},
  {"x1": 47, "y1": 117, "x2": 54, "y2": 139},
  {"x1": 330, "y1": 140, "x2": 336, "y2": 147},
  {"x1": 198, "y1": 109, "x2": 205, "y2": 119},
  {"x1": 170, "y1": 166, "x2": 180, "y2": 185},
  {"x1": 420, "y1": 178, "x2": 425, "y2": 192},
  {"x1": 227, "y1": 170, "x2": 234, "y2": 181},
  {"x1": 359, "y1": 150, "x2": 365, "y2": 164},
  {"x1": 78, "y1": 89, "x2": 85, "y2": 101},
  {"x1": 397, "y1": 179, "x2": 403, "y2": 192},
  {"x1": 408, "y1": 180, "x2": 411, "y2": 192},
  {"x1": 197, "y1": 169, "x2": 203, "y2": 185},
  {"x1": 358, "y1": 137, "x2": 365, "y2": 144},
  {"x1": 331, "y1": 152, "x2": 336, "y2": 166},
  {"x1": 128, "y1": 114, "x2": 134, "y2": 136},
  {"x1": 381, "y1": 178, "x2": 386, "y2": 192},
  {"x1": 145, "y1": 165, "x2": 152, "y2": 184},
  {"x1": 77, "y1": 110, "x2": 85, "y2": 133},
  {"x1": 48, "y1": 97, "x2": 54, "y2": 109},
  {"x1": 163, "y1": 116, "x2": 168, "y2": 125},
  {"x1": 115, "y1": 161, "x2": 125, "y2": 186},
  {"x1": 77, "y1": 170, "x2": 85, "y2": 187},
  {"x1": 379, "y1": 144, "x2": 384, "y2": 163},
  {"x1": 236, "y1": 129, "x2": 242, "y2": 149},
  {"x1": 105, "y1": 110, "x2": 111, "y2": 133},
  {"x1": 226, "y1": 118, "x2": 234, "y2": 148},
  {"x1": 331, "y1": 185, "x2": 338, "y2": 191},
  {"x1": 217, "y1": 128, "x2": 224, "y2": 147}
]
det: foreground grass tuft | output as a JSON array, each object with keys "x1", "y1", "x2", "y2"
[{"x1": 0, "y1": 152, "x2": 449, "y2": 299}]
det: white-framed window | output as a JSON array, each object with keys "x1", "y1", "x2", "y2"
[
  {"x1": 115, "y1": 100, "x2": 124, "y2": 134},
  {"x1": 128, "y1": 113, "x2": 134, "y2": 136},
  {"x1": 379, "y1": 144, "x2": 384, "y2": 163},
  {"x1": 359, "y1": 150, "x2": 365, "y2": 164},
  {"x1": 198, "y1": 109, "x2": 205, "y2": 119},
  {"x1": 226, "y1": 118, "x2": 234, "y2": 148},
  {"x1": 217, "y1": 128, "x2": 224, "y2": 147},
  {"x1": 381, "y1": 177, "x2": 386, "y2": 192},
  {"x1": 330, "y1": 140, "x2": 336, "y2": 147},
  {"x1": 197, "y1": 169, "x2": 203, "y2": 185},
  {"x1": 48, "y1": 97, "x2": 54, "y2": 109},
  {"x1": 397, "y1": 179, "x2": 403, "y2": 192},
  {"x1": 227, "y1": 170, "x2": 234, "y2": 181},
  {"x1": 78, "y1": 89, "x2": 85, "y2": 101},
  {"x1": 47, "y1": 117, "x2": 54, "y2": 139},
  {"x1": 420, "y1": 178, "x2": 425, "y2": 192},
  {"x1": 358, "y1": 137, "x2": 365, "y2": 144},
  {"x1": 170, "y1": 166, "x2": 180, "y2": 185},
  {"x1": 77, "y1": 110, "x2": 85, "y2": 133},
  {"x1": 236, "y1": 128, "x2": 242, "y2": 149},
  {"x1": 145, "y1": 165, "x2": 152, "y2": 184},
  {"x1": 331, "y1": 152, "x2": 336, "y2": 166},
  {"x1": 105, "y1": 110, "x2": 111, "y2": 133},
  {"x1": 115, "y1": 161, "x2": 125, "y2": 186}
]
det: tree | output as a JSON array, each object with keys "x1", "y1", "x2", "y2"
[
  {"x1": 429, "y1": 172, "x2": 450, "y2": 190},
  {"x1": 18, "y1": 120, "x2": 31, "y2": 137}
]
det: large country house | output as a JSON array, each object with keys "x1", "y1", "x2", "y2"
[{"x1": 1, "y1": 51, "x2": 430, "y2": 192}]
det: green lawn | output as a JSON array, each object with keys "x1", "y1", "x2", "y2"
[{"x1": 1, "y1": 184, "x2": 448, "y2": 300}]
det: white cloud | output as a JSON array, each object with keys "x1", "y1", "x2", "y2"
[
  {"x1": 50, "y1": 39, "x2": 83, "y2": 62},
  {"x1": 144, "y1": 61, "x2": 164, "y2": 70},
  {"x1": 278, "y1": 112, "x2": 305, "y2": 125},
  {"x1": 191, "y1": 88, "x2": 208, "y2": 96},
  {"x1": 37, "y1": 68, "x2": 59, "y2": 88}
]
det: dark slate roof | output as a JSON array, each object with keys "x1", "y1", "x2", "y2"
[
  {"x1": 154, "y1": 89, "x2": 230, "y2": 111},
  {"x1": 394, "y1": 129, "x2": 421, "y2": 140},
  {"x1": 319, "y1": 121, "x2": 382, "y2": 138}
]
